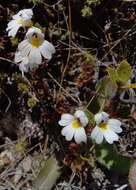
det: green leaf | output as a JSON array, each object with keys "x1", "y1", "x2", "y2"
[
  {"x1": 27, "y1": 97, "x2": 37, "y2": 108},
  {"x1": 34, "y1": 155, "x2": 61, "y2": 190},
  {"x1": 81, "y1": 6, "x2": 92, "y2": 17},
  {"x1": 116, "y1": 60, "x2": 132, "y2": 84},
  {"x1": 83, "y1": 51, "x2": 96, "y2": 65},
  {"x1": 96, "y1": 143, "x2": 132, "y2": 175},
  {"x1": 10, "y1": 37, "x2": 19, "y2": 46},
  {"x1": 107, "y1": 67, "x2": 118, "y2": 86},
  {"x1": 96, "y1": 76, "x2": 117, "y2": 109},
  {"x1": 97, "y1": 76, "x2": 117, "y2": 98},
  {"x1": 29, "y1": 0, "x2": 42, "y2": 5},
  {"x1": 85, "y1": 110, "x2": 95, "y2": 124}
]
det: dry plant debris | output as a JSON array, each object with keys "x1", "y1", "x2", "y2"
[{"x1": 0, "y1": 0, "x2": 136, "y2": 190}]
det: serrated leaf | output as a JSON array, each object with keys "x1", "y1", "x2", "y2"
[
  {"x1": 116, "y1": 60, "x2": 132, "y2": 83},
  {"x1": 34, "y1": 155, "x2": 61, "y2": 190}
]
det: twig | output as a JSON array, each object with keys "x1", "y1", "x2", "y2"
[
  {"x1": 101, "y1": 24, "x2": 136, "y2": 61},
  {"x1": 56, "y1": 1, "x2": 72, "y2": 103},
  {"x1": 0, "y1": 57, "x2": 17, "y2": 65},
  {"x1": 1, "y1": 89, "x2": 11, "y2": 113},
  {"x1": 116, "y1": 184, "x2": 128, "y2": 190},
  {"x1": 84, "y1": 86, "x2": 100, "y2": 110},
  {"x1": 47, "y1": 72, "x2": 79, "y2": 104},
  {"x1": 42, "y1": 0, "x2": 63, "y2": 8}
]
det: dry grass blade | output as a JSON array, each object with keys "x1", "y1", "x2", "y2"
[{"x1": 128, "y1": 160, "x2": 136, "y2": 190}]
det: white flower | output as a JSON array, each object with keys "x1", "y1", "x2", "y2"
[
  {"x1": 14, "y1": 51, "x2": 39, "y2": 75},
  {"x1": 91, "y1": 111, "x2": 122, "y2": 144},
  {"x1": 59, "y1": 110, "x2": 88, "y2": 144},
  {"x1": 18, "y1": 27, "x2": 55, "y2": 65},
  {"x1": 15, "y1": 51, "x2": 29, "y2": 75},
  {"x1": 13, "y1": 9, "x2": 33, "y2": 20},
  {"x1": 6, "y1": 9, "x2": 33, "y2": 37}
]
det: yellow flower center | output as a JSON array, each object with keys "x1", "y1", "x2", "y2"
[
  {"x1": 71, "y1": 119, "x2": 81, "y2": 129},
  {"x1": 31, "y1": 35, "x2": 41, "y2": 48},
  {"x1": 98, "y1": 122, "x2": 108, "y2": 131},
  {"x1": 16, "y1": 18, "x2": 24, "y2": 25}
]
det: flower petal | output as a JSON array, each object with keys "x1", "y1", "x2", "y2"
[
  {"x1": 6, "y1": 20, "x2": 17, "y2": 31},
  {"x1": 43, "y1": 40, "x2": 55, "y2": 54},
  {"x1": 13, "y1": 9, "x2": 33, "y2": 20},
  {"x1": 74, "y1": 127, "x2": 87, "y2": 144},
  {"x1": 39, "y1": 40, "x2": 55, "y2": 60},
  {"x1": 14, "y1": 51, "x2": 23, "y2": 63},
  {"x1": 58, "y1": 114, "x2": 74, "y2": 126},
  {"x1": 18, "y1": 39, "x2": 29, "y2": 50},
  {"x1": 103, "y1": 129, "x2": 119, "y2": 144},
  {"x1": 29, "y1": 48, "x2": 42, "y2": 65},
  {"x1": 8, "y1": 24, "x2": 21, "y2": 37},
  {"x1": 74, "y1": 110, "x2": 88, "y2": 127},
  {"x1": 18, "y1": 40, "x2": 31, "y2": 56},
  {"x1": 19, "y1": 61, "x2": 29, "y2": 74},
  {"x1": 94, "y1": 111, "x2": 109, "y2": 125},
  {"x1": 26, "y1": 27, "x2": 43, "y2": 37},
  {"x1": 91, "y1": 126, "x2": 103, "y2": 144},
  {"x1": 61, "y1": 125, "x2": 75, "y2": 141},
  {"x1": 108, "y1": 119, "x2": 122, "y2": 133}
]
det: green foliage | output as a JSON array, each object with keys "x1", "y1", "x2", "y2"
[
  {"x1": 107, "y1": 67, "x2": 118, "y2": 87},
  {"x1": 12, "y1": 73, "x2": 22, "y2": 82},
  {"x1": 81, "y1": 0, "x2": 101, "y2": 17},
  {"x1": 29, "y1": 0, "x2": 42, "y2": 5},
  {"x1": 81, "y1": 6, "x2": 92, "y2": 17},
  {"x1": 15, "y1": 138, "x2": 28, "y2": 154},
  {"x1": 96, "y1": 143, "x2": 132, "y2": 175},
  {"x1": 87, "y1": 96, "x2": 100, "y2": 114},
  {"x1": 96, "y1": 76, "x2": 117, "y2": 109},
  {"x1": 87, "y1": 0, "x2": 101, "y2": 5},
  {"x1": 18, "y1": 83, "x2": 29, "y2": 93},
  {"x1": 60, "y1": 31, "x2": 70, "y2": 41},
  {"x1": 107, "y1": 60, "x2": 132, "y2": 86},
  {"x1": 10, "y1": 37, "x2": 19, "y2": 46},
  {"x1": 85, "y1": 110, "x2": 95, "y2": 124},
  {"x1": 34, "y1": 155, "x2": 61, "y2": 190},
  {"x1": 27, "y1": 97, "x2": 37, "y2": 108},
  {"x1": 83, "y1": 51, "x2": 96, "y2": 64},
  {"x1": 117, "y1": 60, "x2": 132, "y2": 84}
]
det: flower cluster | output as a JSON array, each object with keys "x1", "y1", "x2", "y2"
[
  {"x1": 6, "y1": 9, "x2": 123, "y2": 146},
  {"x1": 59, "y1": 110, "x2": 122, "y2": 144},
  {"x1": 6, "y1": 9, "x2": 55, "y2": 75}
]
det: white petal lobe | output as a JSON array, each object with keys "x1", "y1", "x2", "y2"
[
  {"x1": 58, "y1": 114, "x2": 74, "y2": 126},
  {"x1": 108, "y1": 119, "x2": 122, "y2": 133},
  {"x1": 103, "y1": 129, "x2": 119, "y2": 144},
  {"x1": 74, "y1": 128, "x2": 87, "y2": 144},
  {"x1": 74, "y1": 110, "x2": 88, "y2": 127},
  {"x1": 94, "y1": 112, "x2": 109, "y2": 124},
  {"x1": 61, "y1": 125, "x2": 75, "y2": 141}
]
